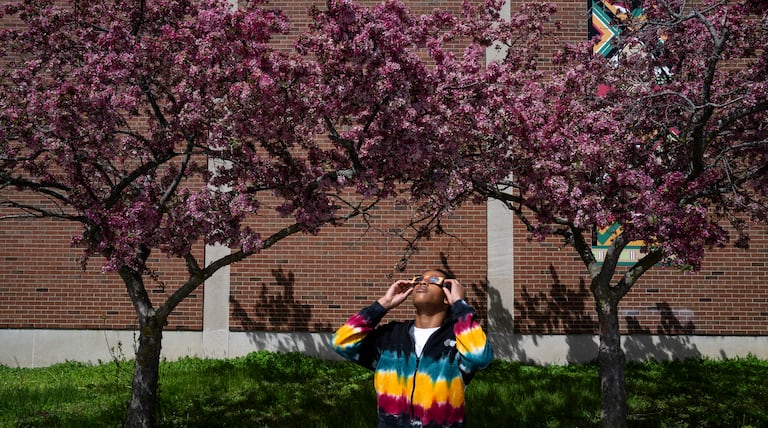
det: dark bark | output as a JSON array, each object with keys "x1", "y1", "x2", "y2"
[
  {"x1": 112, "y1": 223, "x2": 312, "y2": 427},
  {"x1": 596, "y1": 297, "x2": 627, "y2": 428},
  {"x1": 124, "y1": 316, "x2": 164, "y2": 428},
  {"x1": 119, "y1": 262, "x2": 165, "y2": 428},
  {"x1": 589, "y1": 243, "x2": 661, "y2": 428},
  {"x1": 585, "y1": 231, "x2": 631, "y2": 428}
]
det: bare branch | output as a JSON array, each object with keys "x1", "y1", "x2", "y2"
[
  {"x1": 0, "y1": 200, "x2": 85, "y2": 222},
  {"x1": 615, "y1": 248, "x2": 664, "y2": 299},
  {"x1": 159, "y1": 139, "x2": 194, "y2": 207}
]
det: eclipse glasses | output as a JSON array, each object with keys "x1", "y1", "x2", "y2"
[{"x1": 412, "y1": 275, "x2": 450, "y2": 290}]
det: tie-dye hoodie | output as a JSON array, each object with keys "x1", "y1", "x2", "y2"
[{"x1": 332, "y1": 300, "x2": 494, "y2": 428}]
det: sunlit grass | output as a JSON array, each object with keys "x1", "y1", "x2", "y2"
[{"x1": 2, "y1": 352, "x2": 767, "y2": 427}]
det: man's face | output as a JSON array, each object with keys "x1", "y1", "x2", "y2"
[{"x1": 411, "y1": 270, "x2": 448, "y2": 306}]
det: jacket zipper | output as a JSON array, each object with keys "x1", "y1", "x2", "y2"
[
  {"x1": 410, "y1": 356, "x2": 420, "y2": 424},
  {"x1": 410, "y1": 325, "x2": 443, "y2": 425}
]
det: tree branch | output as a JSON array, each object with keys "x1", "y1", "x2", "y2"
[
  {"x1": 0, "y1": 200, "x2": 85, "y2": 222},
  {"x1": 615, "y1": 248, "x2": 664, "y2": 299},
  {"x1": 688, "y1": 6, "x2": 729, "y2": 177},
  {"x1": 325, "y1": 115, "x2": 364, "y2": 174},
  {"x1": 595, "y1": 232, "x2": 630, "y2": 299},
  {"x1": 571, "y1": 225, "x2": 601, "y2": 278}
]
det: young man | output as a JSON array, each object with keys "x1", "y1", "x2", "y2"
[{"x1": 332, "y1": 269, "x2": 494, "y2": 428}]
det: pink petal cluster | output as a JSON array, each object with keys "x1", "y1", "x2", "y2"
[{"x1": 473, "y1": 0, "x2": 768, "y2": 270}]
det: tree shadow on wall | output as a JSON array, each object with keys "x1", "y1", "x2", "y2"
[
  {"x1": 623, "y1": 301, "x2": 701, "y2": 361},
  {"x1": 486, "y1": 284, "x2": 526, "y2": 360},
  {"x1": 516, "y1": 266, "x2": 595, "y2": 334},
  {"x1": 497, "y1": 264, "x2": 701, "y2": 362},
  {"x1": 437, "y1": 253, "x2": 489, "y2": 320},
  {"x1": 512, "y1": 265, "x2": 598, "y2": 363},
  {"x1": 230, "y1": 267, "x2": 334, "y2": 357}
]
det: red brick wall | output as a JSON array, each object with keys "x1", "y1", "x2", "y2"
[
  {"x1": 505, "y1": 0, "x2": 768, "y2": 337},
  {"x1": 228, "y1": 199, "x2": 489, "y2": 332},
  {"x1": 513, "y1": 218, "x2": 768, "y2": 335},
  {"x1": 0, "y1": 214, "x2": 205, "y2": 330},
  {"x1": 0, "y1": 198, "x2": 486, "y2": 331}
]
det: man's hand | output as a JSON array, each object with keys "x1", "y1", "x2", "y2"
[
  {"x1": 377, "y1": 279, "x2": 414, "y2": 310},
  {"x1": 442, "y1": 279, "x2": 466, "y2": 305}
]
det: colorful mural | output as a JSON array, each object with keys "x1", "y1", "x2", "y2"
[
  {"x1": 589, "y1": 0, "x2": 645, "y2": 265},
  {"x1": 592, "y1": 224, "x2": 646, "y2": 266},
  {"x1": 589, "y1": 0, "x2": 643, "y2": 58}
]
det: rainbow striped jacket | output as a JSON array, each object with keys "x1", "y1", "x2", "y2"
[{"x1": 331, "y1": 300, "x2": 494, "y2": 428}]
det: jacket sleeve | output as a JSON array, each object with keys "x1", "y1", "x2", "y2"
[
  {"x1": 452, "y1": 299, "x2": 494, "y2": 373},
  {"x1": 331, "y1": 301, "x2": 389, "y2": 369}
]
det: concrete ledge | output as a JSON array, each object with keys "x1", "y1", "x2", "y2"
[
  {"x1": 0, "y1": 329, "x2": 339, "y2": 367},
  {"x1": 228, "y1": 331, "x2": 340, "y2": 361},
  {"x1": 489, "y1": 332, "x2": 768, "y2": 364},
  {"x1": 0, "y1": 329, "x2": 201, "y2": 368},
  {"x1": 2, "y1": 329, "x2": 767, "y2": 367}
]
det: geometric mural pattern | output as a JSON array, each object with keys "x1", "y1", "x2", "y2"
[
  {"x1": 588, "y1": 0, "x2": 645, "y2": 265},
  {"x1": 589, "y1": 0, "x2": 643, "y2": 58}
]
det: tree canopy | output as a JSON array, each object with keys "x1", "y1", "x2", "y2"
[
  {"x1": 477, "y1": 0, "x2": 768, "y2": 272},
  {"x1": 1, "y1": 1, "x2": 552, "y2": 426},
  {"x1": 2, "y1": 0, "x2": 766, "y2": 427},
  {"x1": 470, "y1": 1, "x2": 768, "y2": 426}
]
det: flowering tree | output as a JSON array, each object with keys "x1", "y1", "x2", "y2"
[
  {"x1": 470, "y1": 0, "x2": 768, "y2": 426},
  {"x1": 0, "y1": 0, "x2": 555, "y2": 426}
]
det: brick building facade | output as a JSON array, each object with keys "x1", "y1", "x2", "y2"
[{"x1": 1, "y1": 0, "x2": 767, "y2": 367}]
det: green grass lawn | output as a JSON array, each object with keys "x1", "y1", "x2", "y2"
[{"x1": 1, "y1": 351, "x2": 767, "y2": 427}]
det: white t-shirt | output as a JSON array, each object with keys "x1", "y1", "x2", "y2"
[{"x1": 413, "y1": 326, "x2": 440, "y2": 357}]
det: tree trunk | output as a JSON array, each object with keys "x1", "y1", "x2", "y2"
[
  {"x1": 124, "y1": 315, "x2": 164, "y2": 428},
  {"x1": 596, "y1": 299, "x2": 627, "y2": 428}
]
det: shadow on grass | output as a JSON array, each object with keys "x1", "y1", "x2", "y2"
[
  {"x1": 4, "y1": 362, "x2": 128, "y2": 428},
  {"x1": 467, "y1": 359, "x2": 601, "y2": 428},
  {"x1": 468, "y1": 356, "x2": 768, "y2": 428},
  {"x1": 625, "y1": 356, "x2": 768, "y2": 427},
  {"x1": 3, "y1": 353, "x2": 768, "y2": 428},
  {"x1": 155, "y1": 352, "x2": 376, "y2": 428}
]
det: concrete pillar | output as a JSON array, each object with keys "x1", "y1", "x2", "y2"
[
  {"x1": 485, "y1": 1, "x2": 518, "y2": 359},
  {"x1": 203, "y1": 243, "x2": 231, "y2": 358},
  {"x1": 486, "y1": 197, "x2": 517, "y2": 358}
]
